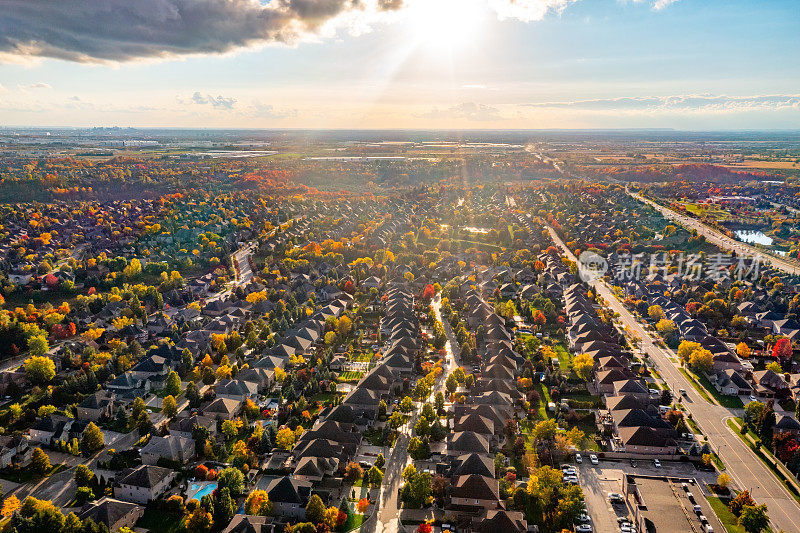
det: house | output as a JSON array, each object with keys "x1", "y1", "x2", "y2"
[
  {"x1": 474, "y1": 510, "x2": 528, "y2": 533},
  {"x1": 77, "y1": 391, "x2": 117, "y2": 421},
  {"x1": 449, "y1": 474, "x2": 501, "y2": 511},
  {"x1": 0, "y1": 435, "x2": 31, "y2": 468},
  {"x1": 713, "y1": 369, "x2": 752, "y2": 396},
  {"x1": 773, "y1": 414, "x2": 800, "y2": 437},
  {"x1": 202, "y1": 397, "x2": 242, "y2": 419},
  {"x1": 447, "y1": 432, "x2": 491, "y2": 456},
  {"x1": 115, "y1": 465, "x2": 176, "y2": 504},
  {"x1": 77, "y1": 497, "x2": 144, "y2": 531},
  {"x1": 169, "y1": 414, "x2": 217, "y2": 440},
  {"x1": 264, "y1": 476, "x2": 312, "y2": 519},
  {"x1": 140, "y1": 435, "x2": 195, "y2": 465},
  {"x1": 751, "y1": 369, "x2": 790, "y2": 398},
  {"x1": 216, "y1": 379, "x2": 259, "y2": 401},
  {"x1": 617, "y1": 426, "x2": 678, "y2": 455},
  {"x1": 221, "y1": 515, "x2": 275, "y2": 533}
]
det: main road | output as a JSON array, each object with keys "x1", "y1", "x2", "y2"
[
  {"x1": 630, "y1": 191, "x2": 800, "y2": 276},
  {"x1": 546, "y1": 225, "x2": 800, "y2": 533}
]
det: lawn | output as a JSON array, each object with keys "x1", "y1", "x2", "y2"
[
  {"x1": 706, "y1": 496, "x2": 745, "y2": 533},
  {"x1": 340, "y1": 513, "x2": 365, "y2": 532},
  {"x1": 679, "y1": 368, "x2": 715, "y2": 404},
  {"x1": 136, "y1": 507, "x2": 185, "y2": 533},
  {"x1": 553, "y1": 343, "x2": 572, "y2": 371},
  {"x1": 338, "y1": 371, "x2": 364, "y2": 382}
]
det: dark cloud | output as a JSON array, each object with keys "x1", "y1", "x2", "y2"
[
  {"x1": 420, "y1": 102, "x2": 503, "y2": 121},
  {"x1": 192, "y1": 91, "x2": 236, "y2": 110},
  {"x1": 523, "y1": 94, "x2": 800, "y2": 111},
  {"x1": 0, "y1": 0, "x2": 403, "y2": 63}
]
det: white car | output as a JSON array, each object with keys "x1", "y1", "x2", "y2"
[
  {"x1": 590, "y1": 454, "x2": 599, "y2": 465},
  {"x1": 653, "y1": 459, "x2": 661, "y2": 468},
  {"x1": 748, "y1": 395, "x2": 758, "y2": 403},
  {"x1": 576, "y1": 525, "x2": 593, "y2": 533},
  {"x1": 575, "y1": 453, "x2": 583, "y2": 464},
  {"x1": 608, "y1": 492, "x2": 624, "y2": 503}
]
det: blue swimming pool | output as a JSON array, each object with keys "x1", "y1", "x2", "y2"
[{"x1": 189, "y1": 482, "x2": 217, "y2": 500}]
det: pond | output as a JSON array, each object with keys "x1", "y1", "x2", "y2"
[{"x1": 735, "y1": 230, "x2": 773, "y2": 246}]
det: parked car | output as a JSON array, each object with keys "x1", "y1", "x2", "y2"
[
  {"x1": 653, "y1": 459, "x2": 661, "y2": 468},
  {"x1": 608, "y1": 492, "x2": 624, "y2": 503},
  {"x1": 576, "y1": 525, "x2": 593, "y2": 533},
  {"x1": 575, "y1": 453, "x2": 582, "y2": 464},
  {"x1": 749, "y1": 395, "x2": 758, "y2": 403},
  {"x1": 590, "y1": 454, "x2": 599, "y2": 465}
]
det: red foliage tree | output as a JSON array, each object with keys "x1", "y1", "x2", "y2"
[{"x1": 772, "y1": 338, "x2": 793, "y2": 363}]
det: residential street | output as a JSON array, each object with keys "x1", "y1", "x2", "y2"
[
  {"x1": 362, "y1": 294, "x2": 459, "y2": 533},
  {"x1": 547, "y1": 225, "x2": 800, "y2": 533}
]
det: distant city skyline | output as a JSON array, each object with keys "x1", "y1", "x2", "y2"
[{"x1": 1, "y1": 0, "x2": 798, "y2": 129}]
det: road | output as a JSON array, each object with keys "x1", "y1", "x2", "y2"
[
  {"x1": 12, "y1": 427, "x2": 141, "y2": 507},
  {"x1": 546, "y1": 225, "x2": 800, "y2": 533},
  {"x1": 362, "y1": 294, "x2": 459, "y2": 533},
  {"x1": 631, "y1": 191, "x2": 800, "y2": 276}
]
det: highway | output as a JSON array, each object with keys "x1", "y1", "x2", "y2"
[
  {"x1": 630, "y1": 191, "x2": 800, "y2": 276},
  {"x1": 546, "y1": 225, "x2": 800, "y2": 533}
]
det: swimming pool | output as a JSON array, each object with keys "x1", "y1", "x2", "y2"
[{"x1": 188, "y1": 482, "x2": 217, "y2": 500}]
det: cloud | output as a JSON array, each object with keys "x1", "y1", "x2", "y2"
[
  {"x1": 420, "y1": 102, "x2": 503, "y2": 121},
  {"x1": 249, "y1": 102, "x2": 298, "y2": 119},
  {"x1": 651, "y1": 0, "x2": 679, "y2": 9},
  {"x1": 191, "y1": 91, "x2": 236, "y2": 110},
  {"x1": 522, "y1": 94, "x2": 800, "y2": 112},
  {"x1": 0, "y1": 0, "x2": 406, "y2": 63},
  {"x1": 0, "y1": 0, "x2": 676, "y2": 64},
  {"x1": 18, "y1": 82, "x2": 51, "y2": 90}
]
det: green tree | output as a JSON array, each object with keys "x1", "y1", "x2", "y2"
[
  {"x1": 27, "y1": 336, "x2": 50, "y2": 357},
  {"x1": 165, "y1": 371, "x2": 181, "y2": 397},
  {"x1": 217, "y1": 467, "x2": 245, "y2": 495},
  {"x1": 162, "y1": 395, "x2": 178, "y2": 418},
  {"x1": 24, "y1": 355, "x2": 56, "y2": 384},
  {"x1": 74, "y1": 464, "x2": 94, "y2": 487},
  {"x1": 31, "y1": 448, "x2": 51, "y2": 475},
  {"x1": 214, "y1": 487, "x2": 235, "y2": 527},
  {"x1": 738, "y1": 504, "x2": 769, "y2": 533},
  {"x1": 305, "y1": 494, "x2": 326, "y2": 524},
  {"x1": 82, "y1": 422, "x2": 105, "y2": 454},
  {"x1": 399, "y1": 396, "x2": 414, "y2": 413}
]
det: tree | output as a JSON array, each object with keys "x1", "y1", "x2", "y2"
[
  {"x1": 276, "y1": 427, "x2": 296, "y2": 450},
  {"x1": 214, "y1": 487, "x2": 235, "y2": 527},
  {"x1": 305, "y1": 494, "x2": 326, "y2": 524},
  {"x1": 729, "y1": 490, "x2": 756, "y2": 517},
  {"x1": 445, "y1": 374, "x2": 458, "y2": 394},
  {"x1": 573, "y1": 353, "x2": 594, "y2": 382},
  {"x1": 736, "y1": 342, "x2": 751, "y2": 359},
  {"x1": 717, "y1": 473, "x2": 731, "y2": 489},
  {"x1": 648, "y1": 305, "x2": 665, "y2": 321},
  {"x1": 82, "y1": 422, "x2": 105, "y2": 454},
  {"x1": 738, "y1": 504, "x2": 769, "y2": 533},
  {"x1": 344, "y1": 462, "x2": 364, "y2": 483},
  {"x1": 689, "y1": 348, "x2": 714, "y2": 374},
  {"x1": 656, "y1": 319, "x2": 678, "y2": 341},
  {"x1": 531, "y1": 419, "x2": 558, "y2": 442},
  {"x1": 677, "y1": 341, "x2": 702, "y2": 364},
  {"x1": 24, "y1": 355, "x2": 56, "y2": 384},
  {"x1": 31, "y1": 448, "x2": 51, "y2": 475},
  {"x1": 772, "y1": 338, "x2": 793, "y2": 362},
  {"x1": 162, "y1": 395, "x2": 178, "y2": 418},
  {"x1": 766, "y1": 361, "x2": 783, "y2": 374},
  {"x1": 165, "y1": 371, "x2": 181, "y2": 397},
  {"x1": 186, "y1": 508, "x2": 213, "y2": 532},
  {"x1": 74, "y1": 464, "x2": 94, "y2": 487},
  {"x1": 217, "y1": 467, "x2": 245, "y2": 495},
  {"x1": 244, "y1": 490, "x2": 273, "y2": 516},
  {"x1": 399, "y1": 396, "x2": 414, "y2": 413},
  {"x1": 1, "y1": 494, "x2": 20, "y2": 518},
  {"x1": 27, "y1": 336, "x2": 49, "y2": 357}
]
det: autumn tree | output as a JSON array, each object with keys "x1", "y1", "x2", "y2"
[
  {"x1": 305, "y1": 494, "x2": 326, "y2": 524},
  {"x1": 31, "y1": 447, "x2": 51, "y2": 475},
  {"x1": 165, "y1": 370, "x2": 181, "y2": 396},
  {"x1": 24, "y1": 355, "x2": 56, "y2": 384},
  {"x1": 573, "y1": 353, "x2": 594, "y2": 382},
  {"x1": 244, "y1": 490, "x2": 273, "y2": 516},
  {"x1": 162, "y1": 395, "x2": 178, "y2": 418}
]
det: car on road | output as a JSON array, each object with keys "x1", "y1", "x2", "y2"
[
  {"x1": 749, "y1": 395, "x2": 758, "y2": 403},
  {"x1": 575, "y1": 453, "x2": 582, "y2": 464},
  {"x1": 630, "y1": 459, "x2": 637, "y2": 468},
  {"x1": 590, "y1": 454, "x2": 599, "y2": 465},
  {"x1": 575, "y1": 524, "x2": 593, "y2": 532},
  {"x1": 608, "y1": 492, "x2": 624, "y2": 503},
  {"x1": 679, "y1": 388, "x2": 687, "y2": 396},
  {"x1": 564, "y1": 475, "x2": 579, "y2": 484},
  {"x1": 693, "y1": 505, "x2": 702, "y2": 514},
  {"x1": 653, "y1": 459, "x2": 661, "y2": 468}
]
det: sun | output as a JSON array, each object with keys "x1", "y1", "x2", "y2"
[{"x1": 406, "y1": 0, "x2": 486, "y2": 55}]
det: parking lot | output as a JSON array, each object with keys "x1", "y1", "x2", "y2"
[{"x1": 575, "y1": 457, "x2": 720, "y2": 533}]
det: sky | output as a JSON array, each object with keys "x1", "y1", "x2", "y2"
[{"x1": 0, "y1": 0, "x2": 798, "y2": 130}]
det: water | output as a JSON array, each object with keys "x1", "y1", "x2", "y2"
[
  {"x1": 189, "y1": 482, "x2": 217, "y2": 500},
  {"x1": 735, "y1": 230, "x2": 773, "y2": 246}
]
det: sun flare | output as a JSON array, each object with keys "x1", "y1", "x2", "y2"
[{"x1": 407, "y1": 0, "x2": 486, "y2": 54}]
